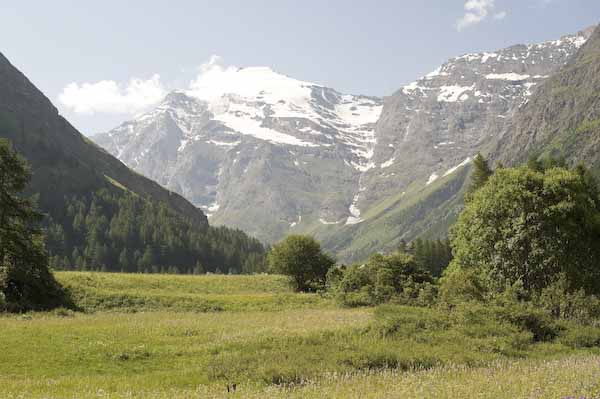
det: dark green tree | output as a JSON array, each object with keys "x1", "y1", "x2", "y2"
[
  {"x1": 268, "y1": 235, "x2": 335, "y2": 292},
  {"x1": 467, "y1": 153, "x2": 493, "y2": 198},
  {"x1": 411, "y1": 237, "x2": 452, "y2": 277},
  {"x1": 450, "y1": 165, "x2": 600, "y2": 294},
  {"x1": 335, "y1": 252, "x2": 433, "y2": 306},
  {"x1": 0, "y1": 139, "x2": 67, "y2": 311},
  {"x1": 45, "y1": 189, "x2": 267, "y2": 275}
]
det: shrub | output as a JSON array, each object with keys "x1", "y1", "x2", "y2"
[
  {"x1": 494, "y1": 303, "x2": 561, "y2": 342},
  {"x1": 438, "y1": 265, "x2": 486, "y2": 305},
  {"x1": 335, "y1": 252, "x2": 433, "y2": 306},
  {"x1": 559, "y1": 325, "x2": 600, "y2": 348},
  {"x1": 268, "y1": 235, "x2": 335, "y2": 292},
  {"x1": 373, "y1": 305, "x2": 450, "y2": 337},
  {"x1": 536, "y1": 276, "x2": 600, "y2": 323}
]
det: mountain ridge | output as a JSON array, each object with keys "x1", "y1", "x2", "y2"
[
  {"x1": 0, "y1": 51, "x2": 266, "y2": 273},
  {"x1": 93, "y1": 26, "x2": 594, "y2": 262},
  {"x1": 0, "y1": 52, "x2": 208, "y2": 228},
  {"x1": 492, "y1": 24, "x2": 600, "y2": 171}
]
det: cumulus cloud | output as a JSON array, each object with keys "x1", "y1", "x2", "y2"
[
  {"x1": 187, "y1": 55, "x2": 240, "y2": 100},
  {"x1": 456, "y1": 0, "x2": 507, "y2": 31},
  {"x1": 58, "y1": 74, "x2": 166, "y2": 114}
]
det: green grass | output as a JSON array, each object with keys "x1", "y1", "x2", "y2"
[
  {"x1": 1, "y1": 272, "x2": 599, "y2": 398},
  {"x1": 57, "y1": 271, "x2": 330, "y2": 312}
]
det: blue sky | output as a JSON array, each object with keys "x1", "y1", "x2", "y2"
[{"x1": 1, "y1": 0, "x2": 598, "y2": 134}]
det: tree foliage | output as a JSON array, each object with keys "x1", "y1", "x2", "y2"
[
  {"x1": 406, "y1": 238, "x2": 452, "y2": 277},
  {"x1": 0, "y1": 139, "x2": 67, "y2": 311},
  {"x1": 467, "y1": 153, "x2": 493, "y2": 198},
  {"x1": 332, "y1": 252, "x2": 434, "y2": 306},
  {"x1": 267, "y1": 235, "x2": 335, "y2": 292},
  {"x1": 45, "y1": 189, "x2": 266, "y2": 275},
  {"x1": 450, "y1": 165, "x2": 600, "y2": 295}
]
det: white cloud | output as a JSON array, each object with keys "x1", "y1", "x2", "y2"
[
  {"x1": 455, "y1": 0, "x2": 507, "y2": 31},
  {"x1": 58, "y1": 74, "x2": 166, "y2": 114},
  {"x1": 187, "y1": 55, "x2": 240, "y2": 100},
  {"x1": 57, "y1": 55, "x2": 243, "y2": 117}
]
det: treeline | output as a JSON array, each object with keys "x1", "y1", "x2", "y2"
[
  {"x1": 2, "y1": 137, "x2": 267, "y2": 311},
  {"x1": 398, "y1": 238, "x2": 452, "y2": 277},
  {"x1": 44, "y1": 189, "x2": 266, "y2": 275}
]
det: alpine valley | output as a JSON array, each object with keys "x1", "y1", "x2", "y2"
[{"x1": 94, "y1": 26, "x2": 597, "y2": 263}]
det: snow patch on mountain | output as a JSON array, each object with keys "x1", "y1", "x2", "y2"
[
  {"x1": 485, "y1": 73, "x2": 531, "y2": 81},
  {"x1": 319, "y1": 218, "x2": 345, "y2": 225},
  {"x1": 444, "y1": 157, "x2": 472, "y2": 177},
  {"x1": 426, "y1": 173, "x2": 439, "y2": 186},
  {"x1": 346, "y1": 194, "x2": 364, "y2": 225},
  {"x1": 380, "y1": 157, "x2": 395, "y2": 168},
  {"x1": 437, "y1": 85, "x2": 474, "y2": 102}
]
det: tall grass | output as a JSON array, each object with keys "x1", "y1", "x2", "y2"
[
  {"x1": 1, "y1": 272, "x2": 599, "y2": 398},
  {"x1": 56, "y1": 271, "x2": 329, "y2": 312}
]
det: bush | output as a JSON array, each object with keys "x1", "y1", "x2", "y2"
[
  {"x1": 493, "y1": 303, "x2": 561, "y2": 342},
  {"x1": 559, "y1": 325, "x2": 600, "y2": 348},
  {"x1": 438, "y1": 265, "x2": 486, "y2": 305},
  {"x1": 268, "y1": 235, "x2": 335, "y2": 292},
  {"x1": 334, "y1": 252, "x2": 433, "y2": 307},
  {"x1": 536, "y1": 276, "x2": 600, "y2": 323},
  {"x1": 372, "y1": 305, "x2": 450, "y2": 337}
]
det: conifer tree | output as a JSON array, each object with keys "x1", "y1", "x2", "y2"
[
  {"x1": 468, "y1": 153, "x2": 493, "y2": 197},
  {"x1": 0, "y1": 139, "x2": 66, "y2": 311}
]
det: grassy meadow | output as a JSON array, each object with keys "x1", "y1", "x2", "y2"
[
  {"x1": 1, "y1": 271, "x2": 599, "y2": 398},
  {"x1": 57, "y1": 271, "x2": 328, "y2": 312}
]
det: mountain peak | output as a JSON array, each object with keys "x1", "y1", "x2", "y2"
[
  {"x1": 94, "y1": 26, "x2": 590, "y2": 262},
  {"x1": 186, "y1": 63, "x2": 319, "y2": 106}
]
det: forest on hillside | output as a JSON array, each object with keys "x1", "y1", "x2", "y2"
[{"x1": 45, "y1": 188, "x2": 266, "y2": 275}]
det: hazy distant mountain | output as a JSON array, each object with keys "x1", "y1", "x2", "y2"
[{"x1": 94, "y1": 26, "x2": 594, "y2": 262}]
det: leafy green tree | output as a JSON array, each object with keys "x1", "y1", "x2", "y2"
[
  {"x1": 0, "y1": 139, "x2": 67, "y2": 311},
  {"x1": 268, "y1": 235, "x2": 335, "y2": 292},
  {"x1": 334, "y1": 252, "x2": 433, "y2": 306},
  {"x1": 450, "y1": 165, "x2": 600, "y2": 295}
]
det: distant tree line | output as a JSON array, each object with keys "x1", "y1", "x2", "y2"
[
  {"x1": 44, "y1": 189, "x2": 266, "y2": 275},
  {"x1": 398, "y1": 238, "x2": 452, "y2": 278}
]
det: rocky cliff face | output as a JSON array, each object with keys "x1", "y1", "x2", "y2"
[
  {"x1": 363, "y1": 27, "x2": 593, "y2": 205},
  {"x1": 94, "y1": 27, "x2": 594, "y2": 261},
  {"x1": 95, "y1": 67, "x2": 383, "y2": 240},
  {"x1": 493, "y1": 25, "x2": 600, "y2": 170}
]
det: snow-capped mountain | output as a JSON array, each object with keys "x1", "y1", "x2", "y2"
[
  {"x1": 94, "y1": 26, "x2": 594, "y2": 262},
  {"x1": 356, "y1": 28, "x2": 593, "y2": 217},
  {"x1": 95, "y1": 66, "x2": 383, "y2": 240}
]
